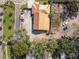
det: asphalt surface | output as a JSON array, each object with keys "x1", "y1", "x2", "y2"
[
  {"x1": 0, "y1": 46, "x2": 3, "y2": 59},
  {"x1": 0, "y1": 8, "x2": 3, "y2": 37},
  {"x1": 0, "y1": 0, "x2": 5, "y2": 4}
]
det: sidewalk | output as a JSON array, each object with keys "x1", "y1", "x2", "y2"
[{"x1": 0, "y1": 46, "x2": 3, "y2": 59}]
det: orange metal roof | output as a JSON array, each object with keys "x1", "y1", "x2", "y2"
[{"x1": 32, "y1": 2, "x2": 50, "y2": 30}]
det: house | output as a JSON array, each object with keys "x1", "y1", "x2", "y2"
[{"x1": 32, "y1": 2, "x2": 50, "y2": 31}]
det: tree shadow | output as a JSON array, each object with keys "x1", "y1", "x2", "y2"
[{"x1": 60, "y1": 4, "x2": 78, "y2": 21}]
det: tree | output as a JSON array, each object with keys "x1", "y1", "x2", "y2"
[
  {"x1": 56, "y1": 38, "x2": 77, "y2": 59},
  {"x1": 31, "y1": 39, "x2": 47, "y2": 59},
  {"x1": 49, "y1": 12, "x2": 61, "y2": 27},
  {"x1": 9, "y1": 12, "x2": 13, "y2": 17},
  {"x1": 12, "y1": 41, "x2": 29, "y2": 56},
  {"x1": 48, "y1": 0, "x2": 61, "y2": 33},
  {"x1": 8, "y1": 25, "x2": 12, "y2": 30},
  {"x1": 5, "y1": 1, "x2": 15, "y2": 9},
  {"x1": 65, "y1": 0, "x2": 78, "y2": 12},
  {"x1": 11, "y1": 30, "x2": 30, "y2": 56},
  {"x1": 57, "y1": 38, "x2": 75, "y2": 53},
  {"x1": 63, "y1": 0, "x2": 79, "y2": 18},
  {"x1": 31, "y1": 39, "x2": 58, "y2": 59}
]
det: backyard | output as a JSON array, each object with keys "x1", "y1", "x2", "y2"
[{"x1": 3, "y1": 1, "x2": 15, "y2": 41}]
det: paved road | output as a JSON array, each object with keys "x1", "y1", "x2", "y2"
[
  {"x1": 0, "y1": 8, "x2": 3, "y2": 37},
  {"x1": 0, "y1": 0, "x2": 6, "y2": 4},
  {"x1": 0, "y1": 46, "x2": 3, "y2": 59}
]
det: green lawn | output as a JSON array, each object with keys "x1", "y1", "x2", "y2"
[
  {"x1": 3, "y1": 3, "x2": 15, "y2": 41},
  {"x1": 36, "y1": 0, "x2": 48, "y2": 4},
  {"x1": 3, "y1": 46, "x2": 11, "y2": 59},
  {"x1": 8, "y1": 46, "x2": 11, "y2": 59},
  {"x1": 3, "y1": 47, "x2": 6, "y2": 59},
  {"x1": 20, "y1": 3, "x2": 27, "y2": 11}
]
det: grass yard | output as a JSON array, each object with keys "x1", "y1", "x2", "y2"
[
  {"x1": 3, "y1": 46, "x2": 11, "y2": 59},
  {"x1": 20, "y1": 3, "x2": 27, "y2": 11},
  {"x1": 3, "y1": 2, "x2": 15, "y2": 41},
  {"x1": 36, "y1": 0, "x2": 48, "y2": 4},
  {"x1": 3, "y1": 47, "x2": 6, "y2": 59},
  {"x1": 8, "y1": 46, "x2": 11, "y2": 59}
]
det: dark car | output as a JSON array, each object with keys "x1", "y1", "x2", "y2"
[
  {"x1": 0, "y1": 41, "x2": 2, "y2": 45},
  {"x1": 0, "y1": 12, "x2": 3, "y2": 16},
  {"x1": 20, "y1": 19, "x2": 24, "y2": 22},
  {"x1": 0, "y1": 19, "x2": 2, "y2": 21},
  {"x1": 0, "y1": 27, "x2": 2, "y2": 31}
]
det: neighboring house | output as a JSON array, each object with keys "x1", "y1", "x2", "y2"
[{"x1": 32, "y1": 2, "x2": 50, "y2": 31}]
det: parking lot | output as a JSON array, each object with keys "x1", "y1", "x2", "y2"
[
  {"x1": 0, "y1": 5, "x2": 3, "y2": 59},
  {"x1": 0, "y1": 7, "x2": 3, "y2": 39}
]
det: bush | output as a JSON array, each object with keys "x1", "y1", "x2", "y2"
[
  {"x1": 9, "y1": 13, "x2": 13, "y2": 17},
  {"x1": 8, "y1": 26, "x2": 12, "y2": 29},
  {"x1": 49, "y1": 12, "x2": 61, "y2": 27},
  {"x1": 11, "y1": 30, "x2": 30, "y2": 56},
  {"x1": 12, "y1": 41, "x2": 29, "y2": 56},
  {"x1": 31, "y1": 39, "x2": 58, "y2": 59}
]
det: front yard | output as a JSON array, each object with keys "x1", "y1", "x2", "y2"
[
  {"x1": 3, "y1": 1, "x2": 15, "y2": 41},
  {"x1": 36, "y1": 0, "x2": 48, "y2": 4}
]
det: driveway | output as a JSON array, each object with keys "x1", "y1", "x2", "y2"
[
  {"x1": 20, "y1": 0, "x2": 35, "y2": 41},
  {"x1": 15, "y1": 4, "x2": 21, "y2": 30},
  {"x1": 23, "y1": 10, "x2": 32, "y2": 36},
  {"x1": 27, "y1": 0, "x2": 35, "y2": 8}
]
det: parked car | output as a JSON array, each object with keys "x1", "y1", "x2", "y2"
[
  {"x1": 0, "y1": 18, "x2": 2, "y2": 21},
  {"x1": 0, "y1": 12, "x2": 3, "y2": 16},
  {"x1": 0, "y1": 40, "x2": 2, "y2": 45},
  {"x1": 0, "y1": 27, "x2": 2, "y2": 31}
]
